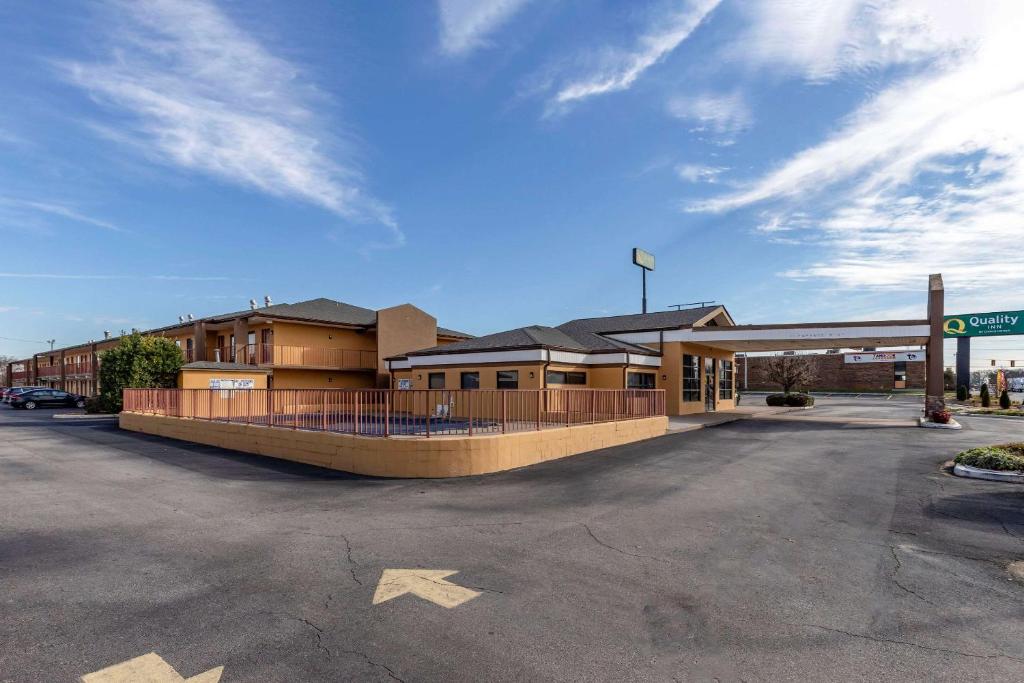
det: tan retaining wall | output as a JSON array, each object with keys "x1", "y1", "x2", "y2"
[{"x1": 119, "y1": 412, "x2": 669, "y2": 478}]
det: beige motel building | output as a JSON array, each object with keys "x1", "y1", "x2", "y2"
[
  {"x1": 386, "y1": 272, "x2": 948, "y2": 418},
  {"x1": 4, "y1": 298, "x2": 471, "y2": 396},
  {"x1": 7, "y1": 275, "x2": 948, "y2": 420}
]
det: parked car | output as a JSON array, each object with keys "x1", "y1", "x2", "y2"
[
  {"x1": 2, "y1": 386, "x2": 44, "y2": 403},
  {"x1": 9, "y1": 389, "x2": 87, "y2": 410}
]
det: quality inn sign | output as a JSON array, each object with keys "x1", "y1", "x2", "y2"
[{"x1": 943, "y1": 310, "x2": 1024, "y2": 338}]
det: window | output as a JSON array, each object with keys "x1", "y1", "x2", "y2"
[
  {"x1": 546, "y1": 370, "x2": 586, "y2": 385},
  {"x1": 496, "y1": 370, "x2": 519, "y2": 389},
  {"x1": 719, "y1": 359, "x2": 734, "y2": 400},
  {"x1": 683, "y1": 355, "x2": 701, "y2": 402},
  {"x1": 429, "y1": 372, "x2": 445, "y2": 389},
  {"x1": 460, "y1": 372, "x2": 480, "y2": 389},
  {"x1": 627, "y1": 372, "x2": 656, "y2": 389}
]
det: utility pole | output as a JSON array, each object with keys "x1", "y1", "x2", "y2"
[{"x1": 47, "y1": 339, "x2": 55, "y2": 352}]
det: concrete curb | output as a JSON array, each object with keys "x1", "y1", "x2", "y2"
[
  {"x1": 53, "y1": 413, "x2": 118, "y2": 420},
  {"x1": 953, "y1": 463, "x2": 1024, "y2": 483},
  {"x1": 959, "y1": 413, "x2": 1024, "y2": 420},
  {"x1": 918, "y1": 417, "x2": 962, "y2": 430}
]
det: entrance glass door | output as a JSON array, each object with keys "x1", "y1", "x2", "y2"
[{"x1": 704, "y1": 357, "x2": 716, "y2": 412}]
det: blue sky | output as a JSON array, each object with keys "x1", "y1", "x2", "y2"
[{"x1": 1, "y1": 0, "x2": 1022, "y2": 368}]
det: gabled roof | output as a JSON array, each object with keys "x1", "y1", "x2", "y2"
[
  {"x1": 438, "y1": 326, "x2": 474, "y2": 339},
  {"x1": 211, "y1": 297, "x2": 378, "y2": 327},
  {"x1": 409, "y1": 325, "x2": 589, "y2": 356},
  {"x1": 559, "y1": 306, "x2": 730, "y2": 334},
  {"x1": 400, "y1": 308, "x2": 730, "y2": 359},
  {"x1": 31, "y1": 297, "x2": 469, "y2": 357}
]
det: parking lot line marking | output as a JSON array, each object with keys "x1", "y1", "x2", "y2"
[
  {"x1": 80, "y1": 652, "x2": 223, "y2": 683},
  {"x1": 372, "y1": 569, "x2": 481, "y2": 608}
]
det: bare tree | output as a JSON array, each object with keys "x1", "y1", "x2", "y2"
[{"x1": 761, "y1": 354, "x2": 817, "y2": 394}]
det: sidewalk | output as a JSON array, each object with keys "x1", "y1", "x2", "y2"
[{"x1": 666, "y1": 405, "x2": 793, "y2": 433}]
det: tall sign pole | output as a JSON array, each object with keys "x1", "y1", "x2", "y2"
[{"x1": 632, "y1": 248, "x2": 655, "y2": 314}]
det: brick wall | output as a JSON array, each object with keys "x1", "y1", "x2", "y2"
[{"x1": 737, "y1": 353, "x2": 926, "y2": 392}]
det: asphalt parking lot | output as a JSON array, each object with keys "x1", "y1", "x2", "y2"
[{"x1": 2, "y1": 398, "x2": 1023, "y2": 682}]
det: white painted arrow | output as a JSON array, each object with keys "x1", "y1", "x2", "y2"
[
  {"x1": 372, "y1": 569, "x2": 481, "y2": 608},
  {"x1": 81, "y1": 652, "x2": 223, "y2": 683}
]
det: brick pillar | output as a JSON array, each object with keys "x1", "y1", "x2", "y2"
[
  {"x1": 925, "y1": 273, "x2": 945, "y2": 415},
  {"x1": 59, "y1": 349, "x2": 66, "y2": 391},
  {"x1": 31, "y1": 355, "x2": 39, "y2": 385}
]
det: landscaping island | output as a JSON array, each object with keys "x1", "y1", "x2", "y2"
[{"x1": 952, "y1": 443, "x2": 1024, "y2": 482}]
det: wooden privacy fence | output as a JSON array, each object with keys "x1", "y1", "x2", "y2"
[{"x1": 123, "y1": 388, "x2": 666, "y2": 438}]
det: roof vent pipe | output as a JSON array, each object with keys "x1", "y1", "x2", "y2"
[
  {"x1": 178, "y1": 316, "x2": 185, "y2": 323},
  {"x1": 103, "y1": 331, "x2": 110, "y2": 339},
  {"x1": 187, "y1": 314, "x2": 194, "y2": 322},
  {"x1": 249, "y1": 299, "x2": 258, "y2": 310},
  {"x1": 264, "y1": 295, "x2": 272, "y2": 307}
]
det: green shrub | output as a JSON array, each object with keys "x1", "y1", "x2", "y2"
[
  {"x1": 1000, "y1": 389, "x2": 1011, "y2": 409},
  {"x1": 785, "y1": 393, "x2": 814, "y2": 407},
  {"x1": 980, "y1": 384, "x2": 990, "y2": 407},
  {"x1": 97, "y1": 332, "x2": 183, "y2": 413},
  {"x1": 955, "y1": 445, "x2": 1024, "y2": 472},
  {"x1": 766, "y1": 393, "x2": 815, "y2": 407},
  {"x1": 956, "y1": 384, "x2": 968, "y2": 401}
]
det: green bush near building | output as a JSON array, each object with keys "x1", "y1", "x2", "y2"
[
  {"x1": 956, "y1": 384, "x2": 969, "y2": 401},
  {"x1": 954, "y1": 443, "x2": 1024, "y2": 472},
  {"x1": 980, "y1": 384, "x2": 991, "y2": 407},
  {"x1": 766, "y1": 393, "x2": 815, "y2": 407},
  {"x1": 97, "y1": 333, "x2": 182, "y2": 413},
  {"x1": 1000, "y1": 389, "x2": 1011, "y2": 409}
]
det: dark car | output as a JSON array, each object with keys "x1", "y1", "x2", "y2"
[
  {"x1": 9, "y1": 389, "x2": 87, "y2": 410},
  {"x1": 2, "y1": 386, "x2": 44, "y2": 403}
]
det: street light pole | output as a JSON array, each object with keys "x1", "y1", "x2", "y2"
[{"x1": 47, "y1": 339, "x2": 55, "y2": 352}]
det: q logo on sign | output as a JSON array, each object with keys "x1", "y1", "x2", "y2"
[{"x1": 943, "y1": 318, "x2": 967, "y2": 335}]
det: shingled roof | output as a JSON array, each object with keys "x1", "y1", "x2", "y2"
[
  {"x1": 209, "y1": 297, "x2": 378, "y2": 327},
  {"x1": 402, "y1": 307, "x2": 730, "y2": 358}
]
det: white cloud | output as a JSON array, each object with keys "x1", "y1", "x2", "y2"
[
  {"x1": 0, "y1": 198, "x2": 124, "y2": 233},
  {"x1": 59, "y1": 0, "x2": 398, "y2": 242},
  {"x1": 548, "y1": 0, "x2": 721, "y2": 111},
  {"x1": 694, "y1": 1, "x2": 1024, "y2": 294},
  {"x1": 731, "y1": 0, "x2": 987, "y2": 81},
  {"x1": 438, "y1": 0, "x2": 533, "y2": 56},
  {"x1": 675, "y1": 163, "x2": 727, "y2": 183},
  {"x1": 666, "y1": 91, "x2": 751, "y2": 142}
]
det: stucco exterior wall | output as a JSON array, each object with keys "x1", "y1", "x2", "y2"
[
  {"x1": 179, "y1": 369, "x2": 269, "y2": 389},
  {"x1": 375, "y1": 305, "x2": 438, "y2": 387},
  {"x1": 645, "y1": 342, "x2": 736, "y2": 415},
  {"x1": 119, "y1": 412, "x2": 669, "y2": 478},
  {"x1": 269, "y1": 368, "x2": 376, "y2": 389},
  {"x1": 270, "y1": 322, "x2": 376, "y2": 352}
]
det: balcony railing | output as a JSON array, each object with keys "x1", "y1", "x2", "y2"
[
  {"x1": 38, "y1": 365, "x2": 61, "y2": 379},
  {"x1": 65, "y1": 362, "x2": 93, "y2": 377},
  {"x1": 123, "y1": 388, "x2": 666, "y2": 438},
  {"x1": 203, "y1": 344, "x2": 377, "y2": 370}
]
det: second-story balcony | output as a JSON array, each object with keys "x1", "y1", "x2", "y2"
[
  {"x1": 65, "y1": 361, "x2": 93, "y2": 377},
  {"x1": 38, "y1": 365, "x2": 61, "y2": 379},
  {"x1": 204, "y1": 344, "x2": 377, "y2": 371}
]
